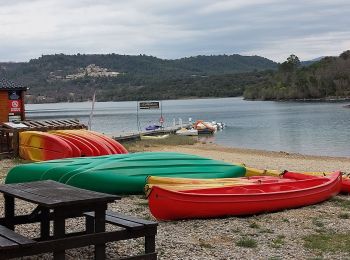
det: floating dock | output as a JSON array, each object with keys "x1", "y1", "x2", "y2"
[{"x1": 112, "y1": 125, "x2": 191, "y2": 142}]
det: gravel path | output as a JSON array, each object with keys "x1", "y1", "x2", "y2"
[{"x1": 1, "y1": 143, "x2": 350, "y2": 259}]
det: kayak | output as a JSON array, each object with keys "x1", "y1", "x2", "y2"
[
  {"x1": 51, "y1": 130, "x2": 111, "y2": 155},
  {"x1": 147, "y1": 175, "x2": 293, "y2": 186},
  {"x1": 147, "y1": 171, "x2": 342, "y2": 220},
  {"x1": 19, "y1": 131, "x2": 73, "y2": 161},
  {"x1": 245, "y1": 167, "x2": 350, "y2": 193},
  {"x1": 18, "y1": 130, "x2": 128, "y2": 161},
  {"x1": 6, "y1": 152, "x2": 246, "y2": 194},
  {"x1": 145, "y1": 176, "x2": 297, "y2": 193}
]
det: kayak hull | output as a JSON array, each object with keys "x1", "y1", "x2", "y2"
[
  {"x1": 147, "y1": 172, "x2": 342, "y2": 220},
  {"x1": 6, "y1": 152, "x2": 246, "y2": 194},
  {"x1": 19, "y1": 131, "x2": 73, "y2": 161}
]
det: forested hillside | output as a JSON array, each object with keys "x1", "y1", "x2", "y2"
[
  {"x1": 244, "y1": 51, "x2": 350, "y2": 100},
  {"x1": 0, "y1": 54, "x2": 276, "y2": 103}
]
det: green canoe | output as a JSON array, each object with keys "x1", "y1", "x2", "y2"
[{"x1": 6, "y1": 152, "x2": 246, "y2": 194}]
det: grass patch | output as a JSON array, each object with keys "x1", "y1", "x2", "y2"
[
  {"x1": 136, "y1": 201, "x2": 149, "y2": 207},
  {"x1": 304, "y1": 233, "x2": 350, "y2": 253},
  {"x1": 249, "y1": 222, "x2": 260, "y2": 229},
  {"x1": 281, "y1": 218, "x2": 290, "y2": 223},
  {"x1": 122, "y1": 135, "x2": 197, "y2": 152},
  {"x1": 236, "y1": 237, "x2": 257, "y2": 248},
  {"x1": 330, "y1": 197, "x2": 350, "y2": 209},
  {"x1": 271, "y1": 235, "x2": 285, "y2": 248},
  {"x1": 312, "y1": 218, "x2": 324, "y2": 228},
  {"x1": 338, "y1": 212, "x2": 350, "y2": 219},
  {"x1": 259, "y1": 228, "x2": 274, "y2": 234}
]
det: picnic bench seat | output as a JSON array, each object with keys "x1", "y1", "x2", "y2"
[
  {"x1": 0, "y1": 225, "x2": 36, "y2": 258},
  {"x1": 0, "y1": 181, "x2": 158, "y2": 259},
  {"x1": 84, "y1": 211, "x2": 158, "y2": 259}
]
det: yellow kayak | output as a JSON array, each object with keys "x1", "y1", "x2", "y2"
[
  {"x1": 147, "y1": 166, "x2": 348, "y2": 193},
  {"x1": 146, "y1": 176, "x2": 252, "y2": 185},
  {"x1": 145, "y1": 182, "x2": 248, "y2": 195}
]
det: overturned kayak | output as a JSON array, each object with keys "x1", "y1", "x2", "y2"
[
  {"x1": 147, "y1": 171, "x2": 342, "y2": 220},
  {"x1": 19, "y1": 131, "x2": 74, "y2": 161},
  {"x1": 19, "y1": 129, "x2": 128, "y2": 161},
  {"x1": 6, "y1": 152, "x2": 246, "y2": 194}
]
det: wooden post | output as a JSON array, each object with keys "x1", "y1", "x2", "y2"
[{"x1": 12, "y1": 129, "x2": 19, "y2": 157}]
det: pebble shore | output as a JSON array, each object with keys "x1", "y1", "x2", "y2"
[{"x1": 1, "y1": 143, "x2": 350, "y2": 259}]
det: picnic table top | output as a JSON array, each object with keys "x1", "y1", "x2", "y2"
[{"x1": 0, "y1": 180, "x2": 120, "y2": 208}]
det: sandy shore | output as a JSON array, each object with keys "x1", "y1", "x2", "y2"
[
  {"x1": 148, "y1": 143, "x2": 350, "y2": 173},
  {"x1": 1, "y1": 143, "x2": 350, "y2": 259}
]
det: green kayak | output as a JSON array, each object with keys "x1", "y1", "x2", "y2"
[{"x1": 6, "y1": 152, "x2": 246, "y2": 194}]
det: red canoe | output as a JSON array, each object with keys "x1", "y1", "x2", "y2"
[{"x1": 147, "y1": 171, "x2": 342, "y2": 221}]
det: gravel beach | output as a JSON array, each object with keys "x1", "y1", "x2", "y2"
[{"x1": 1, "y1": 143, "x2": 350, "y2": 259}]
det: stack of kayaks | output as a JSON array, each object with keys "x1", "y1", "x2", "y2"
[
  {"x1": 5, "y1": 152, "x2": 247, "y2": 194},
  {"x1": 19, "y1": 129, "x2": 127, "y2": 161},
  {"x1": 146, "y1": 171, "x2": 342, "y2": 220}
]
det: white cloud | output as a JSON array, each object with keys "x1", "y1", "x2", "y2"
[{"x1": 0, "y1": 0, "x2": 349, "y2": 61}]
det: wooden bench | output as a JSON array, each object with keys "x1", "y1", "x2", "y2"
[
  {"x1": 0, "y1": 225, "x2": 37, "y2": 259},
  {"x1": 0, "y1": 181, "x2": 157, "y2": 259},
  {"x1": 84, "y1": 211, "x2": 158, "y2": 259}
]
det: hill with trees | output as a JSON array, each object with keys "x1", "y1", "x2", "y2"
[
  {"x1": 243, "y1": 51, "x2": 350, "y2": 100},
  {"x1": 0, "y1": 54, "x2": 276, "y2": 103}
]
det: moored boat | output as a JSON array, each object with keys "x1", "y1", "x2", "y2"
[
  {"x1": 147, "y1": 171, "x2": 342, "y2": 220},
  {"x1": 193, "y1": 120, "x2": 217, "y2": 134}
]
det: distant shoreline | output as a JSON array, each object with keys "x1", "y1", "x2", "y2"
[{"x1": 24, "y1": 95, "x2": 350, "y2": 105}]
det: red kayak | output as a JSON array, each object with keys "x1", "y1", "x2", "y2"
[{"x1": 147, "y1": 171, "x2": 342, "y2": 220}]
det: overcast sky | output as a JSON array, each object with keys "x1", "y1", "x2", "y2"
[{"x1": 0, "y1": 0, "x2": 349, "y2": 62}]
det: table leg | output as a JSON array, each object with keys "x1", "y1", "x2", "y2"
[
  {"x1": 94, "y1": 205, "x2": 107, "y2": 260},
  {"x1": 53, "y1": 211, "x2": 66, "y2": 260},
  {"x1": 40, "y1": 208, "x2": 50, "y2": 239},
  {"x1": 4, "y1": 195, "x2": 14, "y2": 230},
  {"x1": 145, "y1": 234, "x2": 156, "y2": 254}
]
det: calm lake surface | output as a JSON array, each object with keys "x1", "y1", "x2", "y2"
[{"x1": 26, "y1": 97, "x2": 350, "y2": 157}]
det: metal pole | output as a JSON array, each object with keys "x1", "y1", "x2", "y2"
[{"x1": 136, "y1": 101, "x2": 140, "y2": 132}]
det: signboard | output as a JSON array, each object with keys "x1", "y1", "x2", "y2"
[
  {"x1": 8, "y1": 91, "x2": 21, "y2": 100},
  {"x1": 139, "y1": 101, "x2": 160, "y2": 110},
  {"x1": 8, "y1": 100, "x2": 22, "y2": 113}
]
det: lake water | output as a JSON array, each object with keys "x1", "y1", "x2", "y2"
[{"x1": 25, "y1": 97, "x2": 350, "y2": 157}]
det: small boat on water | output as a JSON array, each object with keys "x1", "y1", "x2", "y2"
[
  {"x1": 175, "y1": 128, "x2": 198, "y2": 136},
  {"x1": 193, "y1": 120, "x2": 217, "y2": 134},
  {"x1": 145, "y1": 124, "x2": 161, "y2": 131},
  {"x1": 147, "y1": 171, "x2": 342, "y2": 220}
]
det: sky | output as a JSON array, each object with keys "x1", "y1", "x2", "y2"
[{"x1": 0, "y1": 0, "x2": 349, "y2": 62}]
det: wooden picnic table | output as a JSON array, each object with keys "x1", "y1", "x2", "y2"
[{"x1": 0, "y1": 180, "x2": 124, "y2": 259}]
